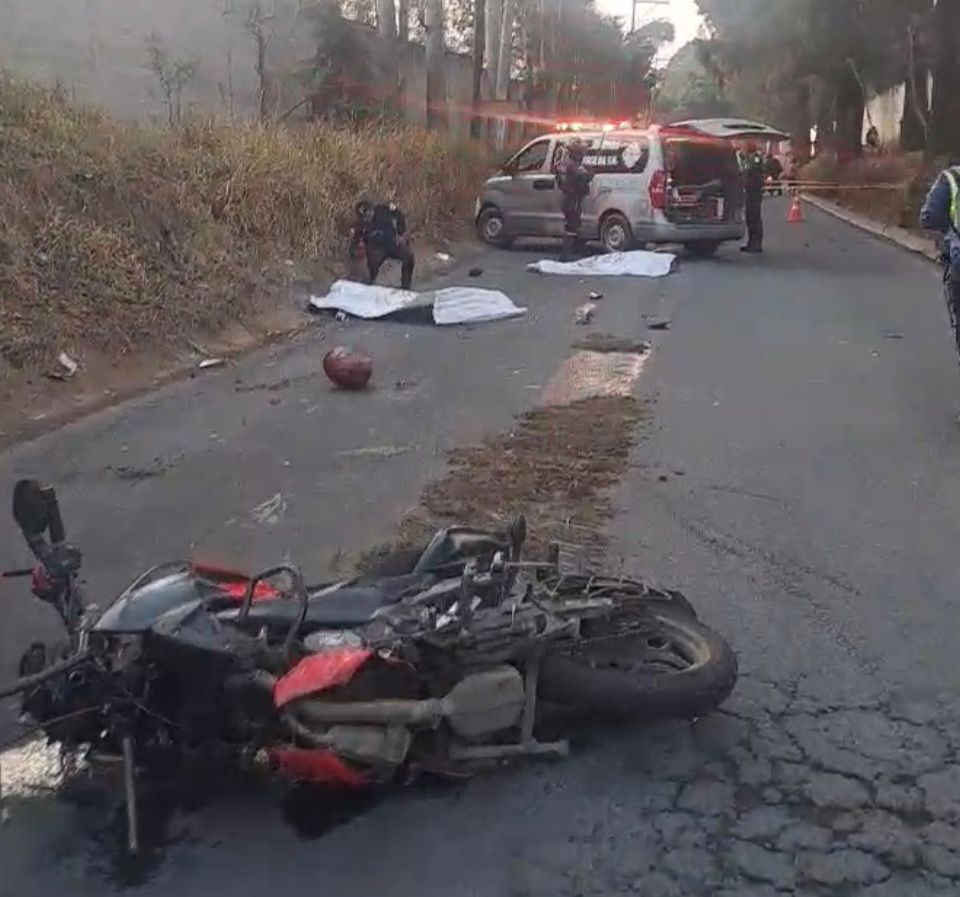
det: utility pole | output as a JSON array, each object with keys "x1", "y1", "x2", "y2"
[{"x1": 630, "y1": 0, "x2": 669, "y2": 34}]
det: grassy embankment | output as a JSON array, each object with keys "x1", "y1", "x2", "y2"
[{"x1": 0, "y1": 73, "x2": 493, "y2": 376}]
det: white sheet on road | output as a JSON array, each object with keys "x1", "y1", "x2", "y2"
[
  {"x1": 309, "y1": 280, "x2": 424, "y2": 319},
  {"x1": 527, "y1": 250, "x2": 676, "y2": 278},
  {"x1": 432, "y1": 287, "x2": 526, "y2": 325},
  {"x1": 310, "y1": 280, "x2": 526, "y2": 326}
]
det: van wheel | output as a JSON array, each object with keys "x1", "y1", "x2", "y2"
[
  {"x1": 685, "y1": 241, "x2": 721, "y2": 258},
  {"x1": 600, "y1": 213, "x2": 633, "y2": 253},
  {"x1": 477, "y1": 208, "x2": 512, "y2": 247}
]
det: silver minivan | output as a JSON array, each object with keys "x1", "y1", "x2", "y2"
[{"x1": 475, "y1": 118, "x2": 787, "y2": 256}]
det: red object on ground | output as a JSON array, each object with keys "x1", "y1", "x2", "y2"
[
  {"x1": 788, "y1": 196, "x2": 804, "y2": 224},
  {"x1": 323, "y1": 346, "x2": 373, "y2": 390},
  {"x1": 269, "y1": 747, "x2": 368, "y2": 786},
  {"x1": 273, "y1": 647, "x2": 375, "y2": 708}
]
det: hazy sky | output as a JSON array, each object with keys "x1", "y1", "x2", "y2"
[{"x1": 598, "y1": 0, "x2": 705, "y2": 58}]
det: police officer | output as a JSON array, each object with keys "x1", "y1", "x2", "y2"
[
  {"x1": 555, "y1": 139, "x2": 594, "y2": 262},
  {"x1": 741, "y1": 143, "x2": 765, "y2": 254},
  {"x1": 920, "y1": 161, "x2": 960, "y2": 370},
  {"x1": 349, "y1": 198, "x2": 415, "y2": 290}
]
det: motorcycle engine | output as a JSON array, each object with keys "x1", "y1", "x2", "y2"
[{"x1": 18, "y1": 640, "x2": 104, "y2": 745}]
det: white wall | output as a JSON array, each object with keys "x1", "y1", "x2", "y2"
[{"x1": 862, "y1": 74, "x2": 934, "y2": 147}]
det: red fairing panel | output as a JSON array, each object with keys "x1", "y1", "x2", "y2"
[
  {"x1": 190, "y1": 561, "x2": 281, "y2": 601},
  {"x1": 273, "y1": 647, "x2": 375, "y2": 708},
  {"x1": 269, "y1": 747, "x2": 368, "y2": 787}
]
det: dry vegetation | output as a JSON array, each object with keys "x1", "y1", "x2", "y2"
[
  {"x1": 0, "y1": 72, "x2": 493, "y2": 372},
  {"x1": 800, "y1": 152, "x2": 941, "y2": 232}
]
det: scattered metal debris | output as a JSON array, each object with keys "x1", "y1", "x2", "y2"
[
  {"x1": 252, "y1": 492, "x2": 287, "y2": 526},
  {"x1": 435, "y1": 252, "x2": 452, "y2": 263},
  {"x1": 46, "y1": 352, "x2": 79, "y2": 381},
  {"x1": 588, "y1": 291, "x2": 604, "y2": 301},
  {"x1": 572, "y1": 334, "x2": 650, "y2": 355},
  {"x1": 575, "y1": 302, "x2": 597, "y2": 325},
  {"x1": 198, "y1": 358, "x2": 226, "y2": 370},
  {"x1": 468, "y1": 267, "x2": 484, "y2": 278},
  {"x1": 648, "y1": 319, "x2": 671, "y2": 331},
  {"x1": 883, "y1": 331, "x2": 905, "y2": 340},
  {"x1": 336, "y1": 445, "x2": 412, "y2": 459}
]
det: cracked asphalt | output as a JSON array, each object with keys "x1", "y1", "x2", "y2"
[{"x1": 4, "y1": 203, "x2": 960, "y2": 895}]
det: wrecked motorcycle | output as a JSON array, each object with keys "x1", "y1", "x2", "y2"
[{"x1": 1, "y1": 479, "x2": 737, "y2": 850}]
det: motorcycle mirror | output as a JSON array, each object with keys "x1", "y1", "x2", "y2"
[{"x1": 12, "y1": 479, "x2": 50, "y2": 539}]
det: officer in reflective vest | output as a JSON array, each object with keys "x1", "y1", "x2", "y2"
[{"x1": 920, "y1": 164, "x2": 960, "y2": 366}]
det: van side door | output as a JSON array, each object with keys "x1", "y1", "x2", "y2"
[{"x1": 497, "y1": 138, "x2": 556, "y2": 237}]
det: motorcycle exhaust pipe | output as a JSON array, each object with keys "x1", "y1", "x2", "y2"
[{"x1": 122, "y1": 736, "x2": 139, "y2": 855}]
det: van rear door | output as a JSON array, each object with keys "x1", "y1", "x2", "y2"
[{"x1": 661, "y1": 134, "x2": 742, "y2": 226}]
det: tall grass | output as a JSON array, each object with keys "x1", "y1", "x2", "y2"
[{"x1": 0, "y1": 72, "x2": 494, "y2": 367}]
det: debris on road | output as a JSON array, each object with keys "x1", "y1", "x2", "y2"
[
  {"x1": 358, "y1": 396, "x2": 645, "y2": 574},
  {"x1": 468, "y1": 267, "x2": 484, "y2": 278},
  {"x1": 573, "y1": 334, "x2": 651, "y2": 355},
  {"x1": 198, "y1": 358, "x2": 227, "y2": 371},
  {"x1": 883, "y1": 331, "x2": 905, "y2": 340},
  {"x1": 310, "y1": 281, "x2": 525, "y2": 326},
  {"x1": 251, "y1": 492, "x2": 287, "y2": 526},
  {"x1": 575, "y1": 302, "x2": 597, "y2": 325},
  {"x1": 648, "y1": 319, "x2": 672, "y2": 331},
  {"x1": 46, "y1": 352, "x2": 79, "y2": 381},
  {"x1": 588, "y1": 291, "x2": 604, "y2": 301},
  {"x1": 526, "y1": 250, "x2": 676, "y2": 278},
  {"x1": 336, "y1": 445, "x2": 412, "y2": 459},
  {"x1": 323, "y1": 346, "x2": 373, "y2": 391},
  {"x1": 435, "y1": 252, "x2": 452, "y2": 263}
]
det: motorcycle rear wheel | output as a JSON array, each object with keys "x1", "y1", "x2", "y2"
[{"x1": 539, "y1": 607, "x2": 737, "y2": 720}]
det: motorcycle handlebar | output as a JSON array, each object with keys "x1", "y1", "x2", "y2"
[
  {"x1": 46, "y1": 489, "x2": 66, "y2": 545},
  {"x1": 0, "y1": 650, "x2": 90, "y2": 700}
]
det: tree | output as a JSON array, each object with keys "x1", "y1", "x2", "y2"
[
  {"x1": 145, "y1": 35, "x2": 197, "y2": 126},
  {"x1": 424, "y1": 0, "x2": 447, "y2": 126},
  {"x1": 303, "y1": 0, "x2": 374, "y2": 120},
  {"x1": 694, "y1": 0, "x2": 951, "y2": 159},
  {"x1": 471, "y1": 0, "x2": 486, "y2": 137},
  {"x1": 929, "y1": 0, "x2": 960, "y2": 157}
]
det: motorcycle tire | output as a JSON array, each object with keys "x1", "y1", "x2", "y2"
[{"x1": 538, "y1": 607, "x2": 737, "y2": 720}]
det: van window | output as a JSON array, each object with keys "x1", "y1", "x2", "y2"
[
  {"x1": 510, "y1": 140, "x2": 550, "y2": 173},
  {"x1": 665, "y1": 139, "x2": 739, "y2": 186}
]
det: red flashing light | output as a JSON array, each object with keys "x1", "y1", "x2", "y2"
[{"x1": 649, "y1": 169, "x2": 668, "y2": 211}]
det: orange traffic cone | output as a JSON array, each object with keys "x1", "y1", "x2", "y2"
[{"x1": 787, "y1": 194, "x2": 804, "y2": 223}]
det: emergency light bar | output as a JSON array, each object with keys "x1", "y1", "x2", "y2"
[{"x1": 556, "y1": 120, "x2": 633, "y2": 132}]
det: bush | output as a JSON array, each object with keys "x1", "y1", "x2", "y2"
[
  {"x1": 799, "y1": 152, "x2": 929, "y2": 230},
  {"x1": 0, "y1": 72, "x2": 495, "y2": 368}
]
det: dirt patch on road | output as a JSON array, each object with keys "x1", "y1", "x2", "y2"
[
  {"x1": 358, "y1": 395, "x2": 646, "y2": 572},
  {"x1": 571, "y1": 333, "x2": 651, "y2": 355}
]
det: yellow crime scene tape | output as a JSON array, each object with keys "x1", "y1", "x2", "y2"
[{"x1": 778, "y1": 182, "x2": 909, "y2": 191}]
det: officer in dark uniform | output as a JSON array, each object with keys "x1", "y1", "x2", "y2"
[
  {"x1": 555, "y1": 139, "x2": 594, "y2": 262},
  {"x1": 349, "y1": 199, "x2": 415, "y2": 290},
  {"x1": 741, "y1": 143, "x2": 765, "y2": 254}
]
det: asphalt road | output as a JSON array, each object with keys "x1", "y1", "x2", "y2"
[{"x1": 4, "y1": 203, "x2": 960, "y2": 896}]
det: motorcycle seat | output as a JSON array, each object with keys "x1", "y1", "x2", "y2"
[{"x1": 216, "y1": 572, "x2": 434, "y2": 630}]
